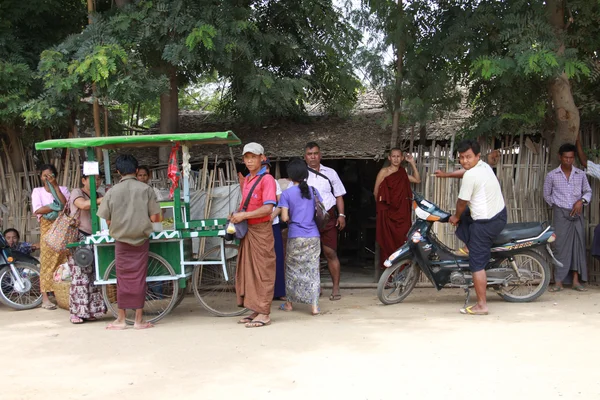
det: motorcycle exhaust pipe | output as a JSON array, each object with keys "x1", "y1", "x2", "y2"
[{"x1": 546, "y1": 244, "x2": 564, "y2": 269}]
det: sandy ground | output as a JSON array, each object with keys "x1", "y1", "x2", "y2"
[{"x1": 1, "y1": 287, "x2": 599, "y2": 400}]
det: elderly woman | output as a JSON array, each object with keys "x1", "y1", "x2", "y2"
[
  {"x1": 67, "y1": 173, "x2": 107, "y2": 324},
  {"x1": 31, "y1": 164, "x2": 70, "y2": 310}
]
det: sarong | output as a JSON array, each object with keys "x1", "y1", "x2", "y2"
[
  {"x1": 236, "y1": 221, "x2": 276, "y2": 314},
  {"x1": 39, "y1": 218, "x2": 67, "y2": 292},
  {"x1": 69, "y1": 232, "x2": 106, "y2": 318},
  {"x1": 115, "y1": 240, "x2": 150, "y2": 309},
  {"x1": 456, "y1": 207, "x2": 507, "y2": 272},
  {"x1": 376, "y1": 169, "x2": 413, "y2": 268},
  {"x1": 285, "y1": 237, "x2": 320, "y2": 305},
  {"x1": 273, "y1": 223, "x2": 286, "y2": 298},
  {"x1": 552, "y1": 206, "x2": 588, "y2": 283},
  {"x1": 319, "y1": 208, "x2": 338, "y2": 251}
]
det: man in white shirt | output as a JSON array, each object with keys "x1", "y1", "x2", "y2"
[
  {"x1": 305, "y1": 142, "x2": 346, "y2": 301},
  {"x1": 449, "y1": 140, "x2": 507, "y2": 316}
]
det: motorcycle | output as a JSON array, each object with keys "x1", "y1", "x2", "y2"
[
  {"x1": 0, "y1": 232, "x2": 43, "y2": 310},
  {"x1": 377, "y1": 192, "x2": 561, "y2": 306}
]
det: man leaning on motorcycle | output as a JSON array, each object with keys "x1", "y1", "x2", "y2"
[{"x1": 448, "y1": 140, "x2": 508, "y2": 316}]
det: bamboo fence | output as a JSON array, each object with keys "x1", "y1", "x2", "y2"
[{"x1": 2, "y1": 130, "x2": 600, "y2": 283}]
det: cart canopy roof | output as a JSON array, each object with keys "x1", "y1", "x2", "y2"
[{"x1": 34, "y1": 131, "x2": 240, "y2": 150}]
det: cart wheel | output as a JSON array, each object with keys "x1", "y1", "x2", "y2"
[
  {"x1": 193, "y1": 244, "x2": 248, "y2": 317},
  {"x1": 101, "y1": 252, "x2": 179, "y2": 325}
]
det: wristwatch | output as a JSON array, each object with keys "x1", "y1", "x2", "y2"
[
  {"x1": 339, "y1": 213, "x2": 346, "y2": 218},
  {"x1": 581, "y1": 198, "x2": 588, "y2": 205}
]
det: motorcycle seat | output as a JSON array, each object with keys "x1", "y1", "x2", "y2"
[{"x1": 492, "y1": 222, "x2": 546, "y2": 245}]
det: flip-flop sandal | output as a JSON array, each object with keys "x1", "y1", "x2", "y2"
[
  {"x1": 329, "y1": 294, "x2": 341, "y2": 301},
  {"x1": 238, "y1": 315, "x2": 257, "y2": 324},
  {"x1": 278, "y1": 303, "x2": 292, "y2": 312},
  {"x1": 134, "y1": 322, "x2": 154, "y2": 330},
  {"x1": 41, "y1": 303, "x2": 57, "y2": 310},
  {"x1": 548, "y1": 286, "x2": 563, "y2": 292},
  {"x1": 70, "y1": 316, "x2": 84, "y2": 324},
  {"x1": 105, "y1": 323, "x2": 127, "y2": 331},
  {"x1": 572, "y1": 285, "x2": 587, "y2": 292},
  {"x1": 459, "y1": 306, "x2": 488, "y2": 315},
  {"x1": 245, "y1": 320, "x2": 271, "y2": 328},
  {"x1": 311, "y1": 307, "x2": 321, "y2": 316}
]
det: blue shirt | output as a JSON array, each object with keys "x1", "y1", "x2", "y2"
[{"x1": 279, "y1": 185, "x2": 321, "y2": 239}]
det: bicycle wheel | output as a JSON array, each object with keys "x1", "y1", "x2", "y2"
[
  {"x1": 0, "y1": 263, "x2": 42, "y2": 310},
  {"x1": 192, "y1": 244, "x2": 247, "y2": 317},
  {"x1": 101, "y1": 252, "x2": 179, "y2": 324}
]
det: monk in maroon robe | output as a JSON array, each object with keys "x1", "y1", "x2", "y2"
[{"x1": 376, "y1": 168, "x2": 413, "y2": 268}]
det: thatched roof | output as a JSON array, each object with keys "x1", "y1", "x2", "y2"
[{"x1": 132, "y1": 91, "x2": 470, "y2": 165}]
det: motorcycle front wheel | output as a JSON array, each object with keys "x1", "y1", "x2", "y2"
[
  {"x1": 0, "y1": 263, "x2": 43, "y2": 310},
  {"x1": 377, "y1": 258, "x2": 419, "y2": 305},
  {"x1": 496, "y1": 250, "x2": 550, "y2": 303}
]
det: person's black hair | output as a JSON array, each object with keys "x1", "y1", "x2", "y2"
[
  {"x1": 456, "y1": 139, "x2": 481, "y2": 156},
  {"x1": 304, "y1": 142, "x2": 320, "y2": 151},
  {"x1": 558, "y1": 143, "x2": 576, "y2": 155},
  {"x1": 115, "y1": 154, "x2": 139, "y2": 175},
  {"x1": 39, "y1": 164, "x2": 58, "y2": 176},
  {"x1": 287, "y1": 158, "x2": 312, "y2": 200},
  {"x1": 3, "y1": 228, "x2": 19, "y2": 240},
  {"x1": 137, "y1": 165, "x2": 150, "y2": 174}
]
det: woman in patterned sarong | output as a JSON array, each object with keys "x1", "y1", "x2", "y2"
[
  {"x1": 278, "y1": 159, "x2": 321, "y2": 316},
  {"x1": 67, "y1": 173, "x2": 107, "y2": 324},
  {"x1": 32, "y1": 165, "x2": 70, "y2": 310}
]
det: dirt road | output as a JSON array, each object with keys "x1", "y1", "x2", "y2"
[{"x1": 1, "y1": 287, "x2": 599, "y2": 400}]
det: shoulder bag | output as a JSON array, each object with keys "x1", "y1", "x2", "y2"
[
  {"x1": 45, "y1": 201, "x2": 81, "y2": 253},
  {"x1": 312, "y1": 187, "x2": 330, "y2": 230},
  {"x1": 230, "y1": 175, "x2": 265, "y2": 239}
]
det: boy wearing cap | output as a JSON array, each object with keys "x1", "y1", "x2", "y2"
[{"x1": 231, "y1": 142, "x2": 278, "y2": 327}]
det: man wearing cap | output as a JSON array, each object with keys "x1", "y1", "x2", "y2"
[
  {"x1": 304, "y1": 141, "x2": 346, "y2": 301},
  {"x1": 231, "y1": 142, "x2": 278, "y2": 327}
]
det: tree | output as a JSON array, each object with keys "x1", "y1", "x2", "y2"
[
  {"x1": 446, "y1": 0, "x2": 600, "y2": 159},
  {"x1": 0, "y1": 0, "x2": 86, "y2": 171}
]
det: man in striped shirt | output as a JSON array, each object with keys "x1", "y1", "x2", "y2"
[{"x1": 543, "y1": 143, "x2": 592, "y2": 292}]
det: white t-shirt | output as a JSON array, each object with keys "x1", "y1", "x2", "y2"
[
  {"x1": 458, "y1": 160, "x2": 505, "y2": 220},
  {"x1": 273, "y1": 179, "x2": 282, "y2": 225}
]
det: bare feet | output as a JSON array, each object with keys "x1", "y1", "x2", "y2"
[
  {"x1": 106, "y1": 320, "x2": 126, "y2": 330},
  {"x1": 134, "y1": 321, "x2": 154, "y2": 330},
  {"x1": 311, "y1": 305, "x2": 320, "y2": 316}
]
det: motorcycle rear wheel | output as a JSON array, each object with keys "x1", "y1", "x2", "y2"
[
  {"x1": 377, "y1": 258, "x2": 419, "y2": 305},
  {"x1": 496, "y1": 250, "x2": 550, "y2": 303}
]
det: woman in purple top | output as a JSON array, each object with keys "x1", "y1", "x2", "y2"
[{"x1": 278, "y1": 159, "x2": 321, "y2": 315}]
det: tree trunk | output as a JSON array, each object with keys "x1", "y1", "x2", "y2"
[
  {"x1": 158, "y1": 67, "x2": 179, "y2": 163},
  {"x1": 5, "y1": 126, "x2": 24, "y2": 173},
  {"x1": 546, "y1": 0, "x2": 580, "y2": 164},
  {"x1": 418, "y1": 123, "x2": 427, "y2": 146},
  {"x1": 390, "y1": 0, "x2": 404, "y2": 149}
]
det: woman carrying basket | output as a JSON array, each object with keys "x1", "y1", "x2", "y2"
[{"x1": 32, "y1": 164, "x2": 70, "y2": 310}]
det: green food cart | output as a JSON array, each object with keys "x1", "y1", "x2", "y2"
[{"x1": 35, "y1": 132, "x2": 246, "y2": 323}]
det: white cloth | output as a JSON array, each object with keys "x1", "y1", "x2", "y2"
[
  {"x1": 306, "y1": 164, "x2": 346, "y2": 211},
  {"x1": 458, "y1": 160, "x2": 505, "y2": 220},
  {"x1": 585, "y1": 160, "x2": 600, "y2": 180},
  {"x1": 273, "y1": 179, "x2": 282, "y2": 225}
]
